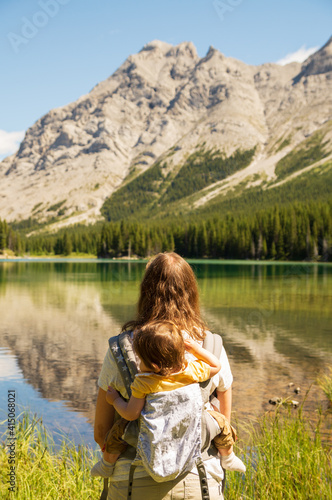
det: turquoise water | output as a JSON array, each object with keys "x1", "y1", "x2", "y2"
[{"x1": 0, "y1": 260, "x2": 331, "y2": 447}]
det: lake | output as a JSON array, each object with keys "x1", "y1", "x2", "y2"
[{"x1": 0, "y1": 259, "x2": 331, "y2": 448}]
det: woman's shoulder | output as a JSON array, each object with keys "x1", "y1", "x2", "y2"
[{"x1": 182, "y1": 329, "x2": 220, "y2": 344}]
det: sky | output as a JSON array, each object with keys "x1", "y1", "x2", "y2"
[{"x1": 0, "y1": 0, "x2": 331, "y2": 160}]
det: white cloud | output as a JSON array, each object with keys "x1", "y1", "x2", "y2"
[
  {"x1": 276, "y1": 45, "x2": 319, "y2": 66},
  {"x1": 0, "y1": 129, "x2": 25, "y2": 160}
]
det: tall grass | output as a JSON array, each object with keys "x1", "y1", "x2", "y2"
[
  {"x1": 228, "y1": 405, "x2": 331, "y2": 500},
  {"x1": 0, "y1": 413, "x2": 98, "y2": 499},
  {"x1": 317, "y1": 367, "x2": 332, "y2": 404},
  {"x1": 1, "y1": 406, "x2": 331, "y2": 499}
]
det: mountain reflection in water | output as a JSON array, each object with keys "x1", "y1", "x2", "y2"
[{"x1": 0, "y1": 261, "x2": 331, "y2": 445}]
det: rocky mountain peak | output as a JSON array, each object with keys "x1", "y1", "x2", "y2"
[
  {"x1": 166, "y1": 41, "x2": 198, "y2": 60},
  {"x1": 138, "y1": 40, "x2": 198, "y2": 61},
  {"x1": 294, "y1": 35, "x2": 332, "y2": 82},
  {"x1": 140, "y1": 39, "x2": 173, "y2": 53},
  {"x1": 206, "y1": 45, "x2": 217, "y2": 57},
  {"x1": 322, "y1": 35, "x2": 332, "y2": 51}
]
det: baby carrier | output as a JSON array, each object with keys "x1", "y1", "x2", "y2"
[{"x1": 100, "y1": 330, "x2": 224, "y2": 500}]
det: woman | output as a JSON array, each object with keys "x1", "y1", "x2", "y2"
[{"x1": 94, "y1": 252, "x2": 233, "y2": 499}]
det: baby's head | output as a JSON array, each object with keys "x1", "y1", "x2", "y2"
[{"x1": 133, "y1": 321, "x2": 185, "y2": 376}]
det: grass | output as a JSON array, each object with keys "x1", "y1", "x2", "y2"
[
  {"x1": 0, "y1": 252, "x2": 98, "y2": 260},
  {"x1": 228, "y1": 404, "x2": 331, "y2": 499},
  {"x1": 0, "y1": 413, "x2": 98, "y2": 499},
  {"x1": 0, "y1": 249, "x2": 16, "y2": 258},
  {"x1": 24, "y1": 252, "x2": 97, "y2": 259},
  {"x1": 317, "y1": 367, "x2": 332, "y2": 404},
  {"x1": 1, "y1": 402, "x2": 331, "y2": 499}
]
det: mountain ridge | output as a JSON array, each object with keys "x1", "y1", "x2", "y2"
[{"x1": 0, "y1": 37, "x2": 331, "y2": 230}]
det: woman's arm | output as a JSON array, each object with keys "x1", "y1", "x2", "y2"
[
  {"x1": 94, "y1": 387, "x2": 115, "y2": 449},
  {"x1": 184, "y1": 338, "x2": 221, "y2": 377},
  {"x1": 216, "y1": 386, "x2": 232, "y2": 422},
  {"x1": 106, "y1": 386, "x2": 145, "y2": 421}
]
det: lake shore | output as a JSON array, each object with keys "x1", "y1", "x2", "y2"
[
  {"x1": 1, "y1": 253, "x2": 332, "y2": 266},
  {"x1": 1, "y1": 402, "x2": 331, "y2": 499}
]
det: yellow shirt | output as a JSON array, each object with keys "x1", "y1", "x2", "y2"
[{"x1": 131, "y1": 359, "x2": 210, "y2": 399}]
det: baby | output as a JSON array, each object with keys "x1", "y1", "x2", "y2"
[{"x1": 91, "y1": 321, "x2": 245, "y2": 477}]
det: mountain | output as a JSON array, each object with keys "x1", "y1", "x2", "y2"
[
  {"x1": 294, "y1": 35, "x2": 332, "y2": 81},
  {"x1": 0, "y1": 37, "x2": 331, "y2": 229}
]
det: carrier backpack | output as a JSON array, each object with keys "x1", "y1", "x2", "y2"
[{"x1": 100, "y1": 330, "x2": 224, "y2": 500}]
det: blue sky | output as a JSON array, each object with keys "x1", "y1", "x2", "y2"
[{"x1": 0, "y1": 0, "x2": 331, "y2": 159}]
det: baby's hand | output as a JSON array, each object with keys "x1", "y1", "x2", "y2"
[
  {"x1": 106, "y1": 386, "x2": 121, "y2": 405},
  {"x1": 184, "y1": 338, "x2": 199, "y2": 354}
]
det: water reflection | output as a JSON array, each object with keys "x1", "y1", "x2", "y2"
[
  {"x1": 0, "y1": 263, "x2": 141, "y2": 427},
  {"x1": 196, "y1": 263, "x2": 332, "y2": 425},
  {"x1": 0, "y1": 261, "x2": 331, "y2": 444}
]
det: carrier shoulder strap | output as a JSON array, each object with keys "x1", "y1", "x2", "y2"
[
  {"x1": 108, "y1": 331, "x2": 139, "y2": 453},
  {"x1": 199, "y1": 331, "x2": 223, "y2": 404},
  {"x1": 202, "y1": 330, "x2": 223, "y2": 359},
  {"x1": 100, "y1": 332, "x2": 138, "y2": 500},
  {"x1": 108, "y1": 331, "x2": 138, "y2": 397},
  {"x1": 200, "y1": 331, "x2": 223, "y2": 460}
]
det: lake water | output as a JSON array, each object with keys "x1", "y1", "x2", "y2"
[{"x1": 0, "y1": 259, "x2": 331, "y2": 448}]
